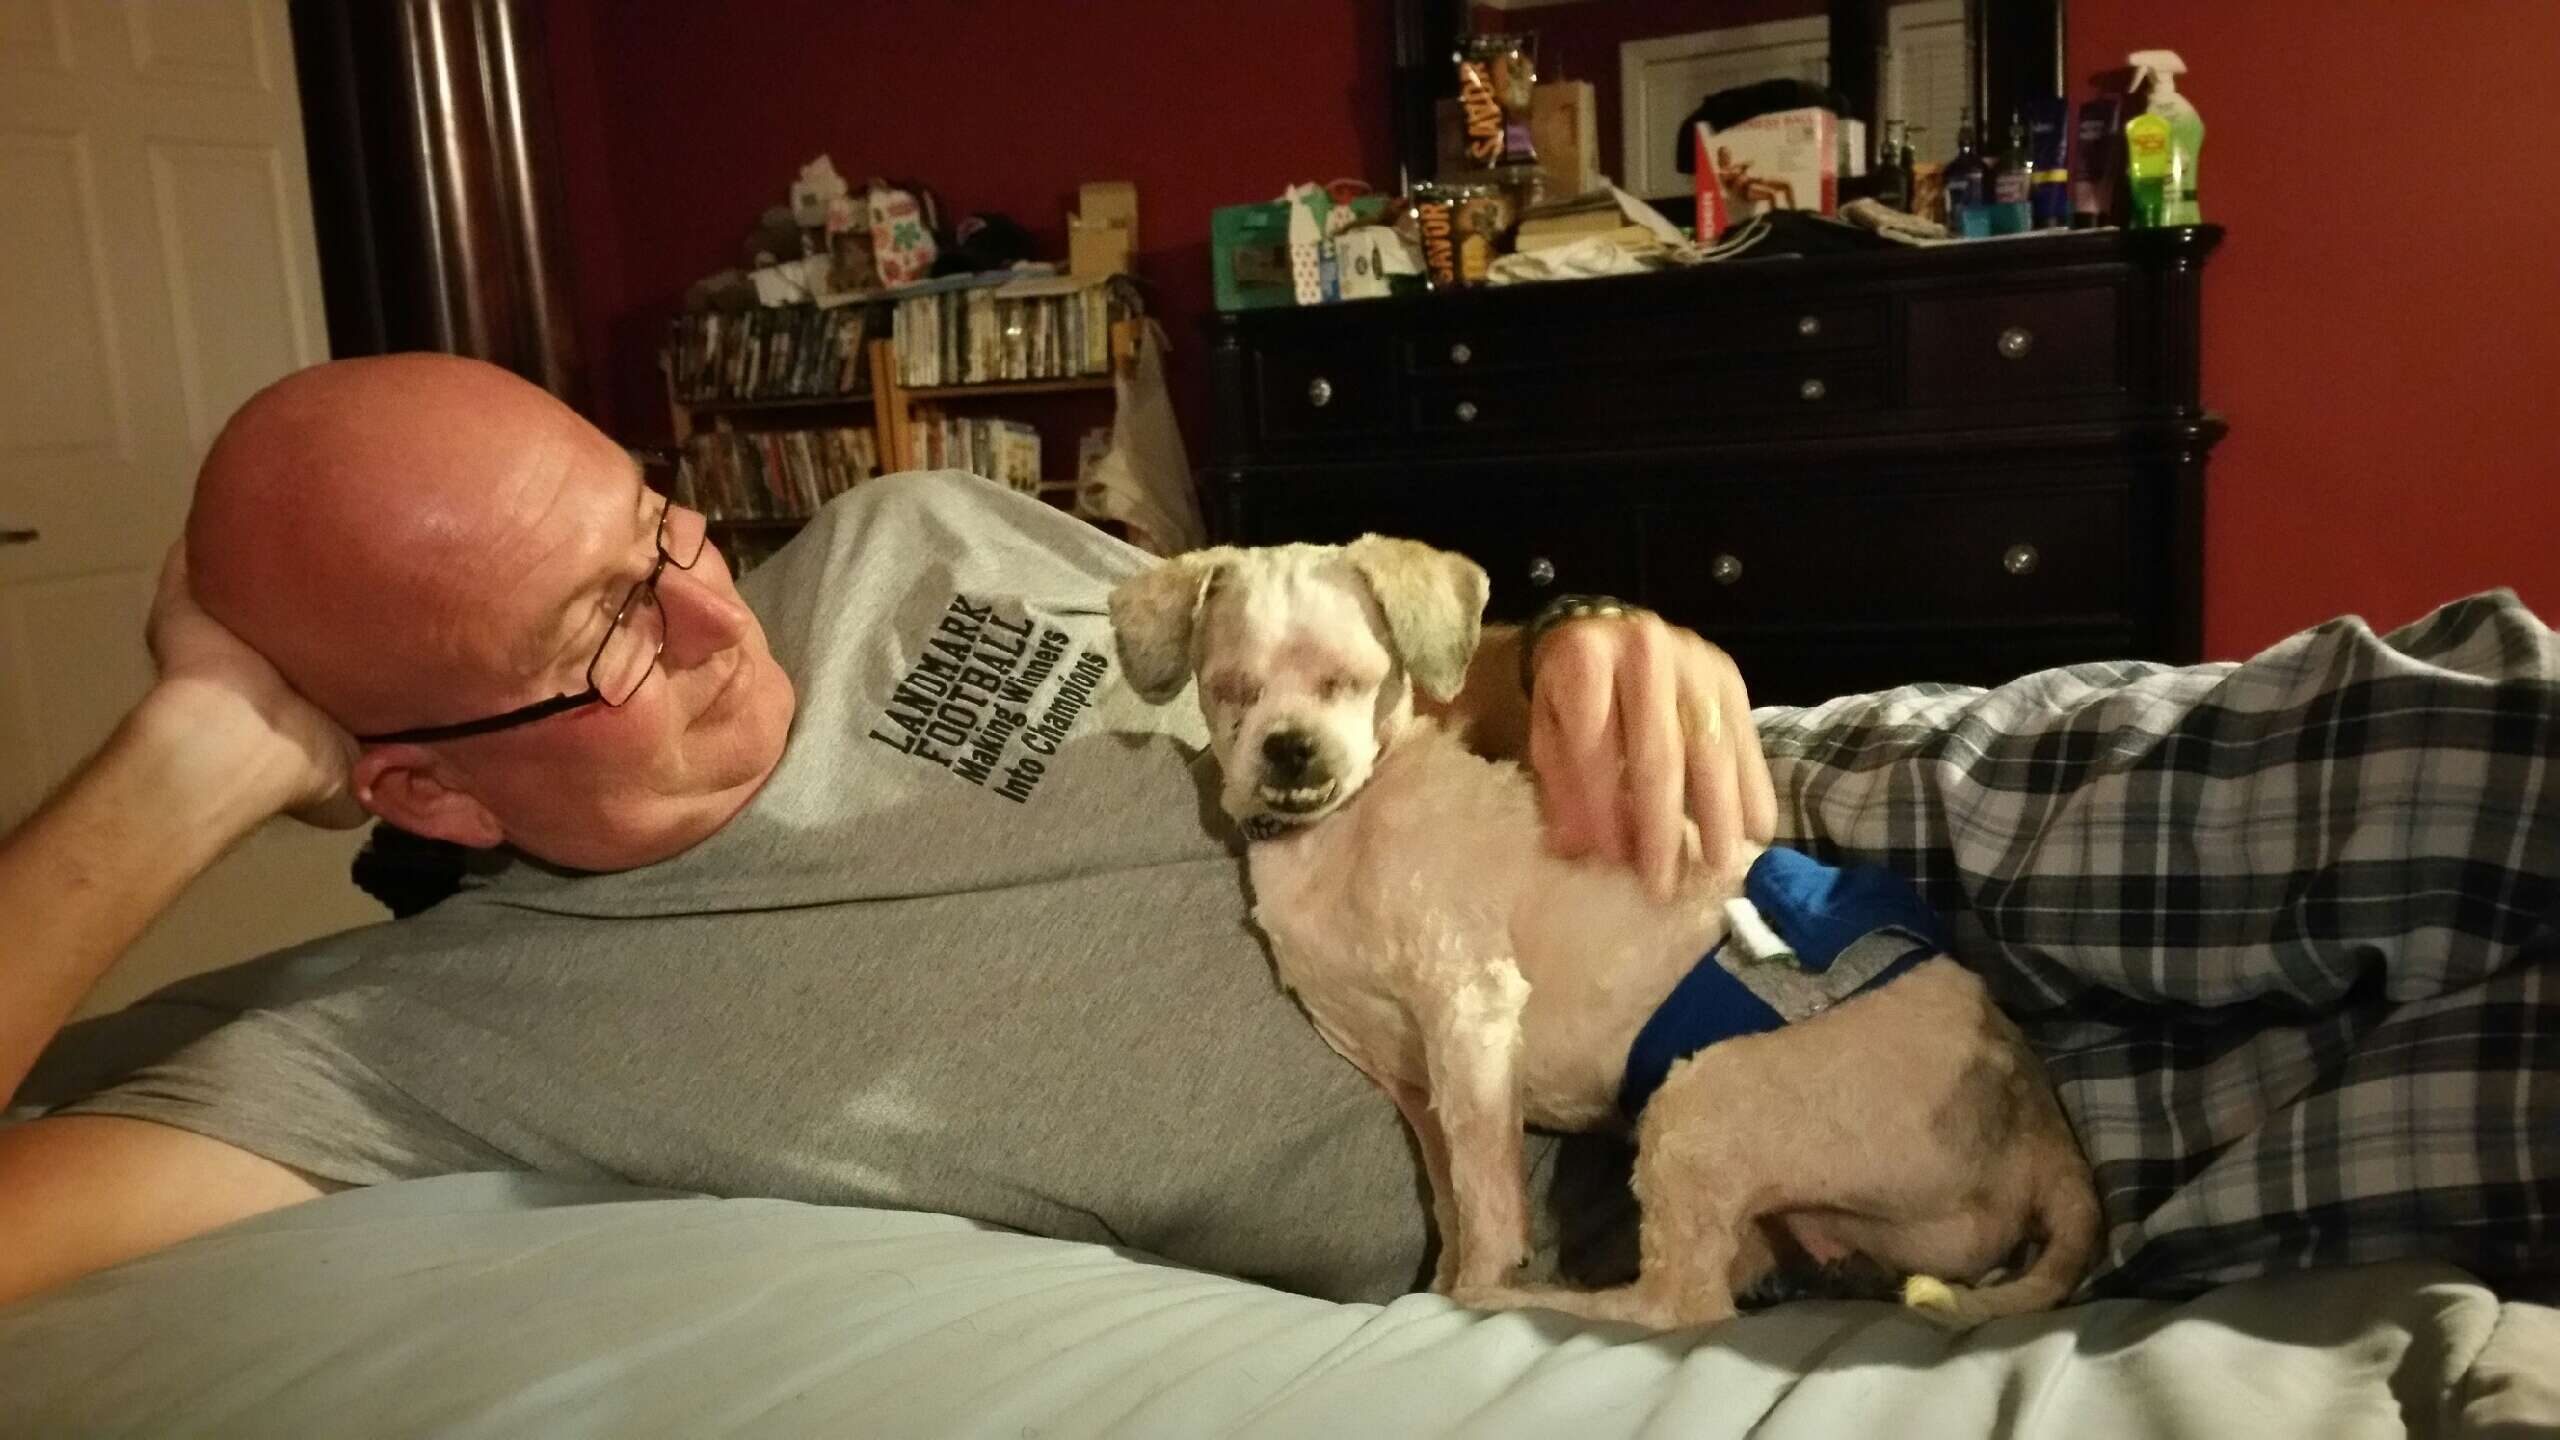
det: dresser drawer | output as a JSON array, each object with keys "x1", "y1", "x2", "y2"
[
  {"x1": 1405, "y1": 300, "x2": 1882, "y2": 376},
  {"x1": 1903, "y1": 283, "x2": 2127, "y2": 408},
  {"x1": 1253, "y1": 342, "x2": 1399, "y2": 442},
  {"x1": 1217, "y1": 470, "x2": 1628, "y2": 623},
  {"x1": 1640, "y1": 482, "x2": 2132, "y2": 632},
  {"x1": 1411, "y1": 362, "x2": 1882, "y2": 438}
]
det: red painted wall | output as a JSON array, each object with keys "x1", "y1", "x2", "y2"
[
  {"x1": 544, "y1": 0, "x2": 2557, "y2": 661},
  {"x1": 539, "y1": 0, "x2": 1389, "y2": 462},
  {"x1": 2071, "y1": 0, "x2": 2559, "y2": 655}
]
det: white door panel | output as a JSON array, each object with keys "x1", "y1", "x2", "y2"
[
  {"x1": 1, "y1": 0, "x2": 380, "y2": 1018},
  {"x1": 1621, "y1": 18, "x2": 1831, "y2": 197}
]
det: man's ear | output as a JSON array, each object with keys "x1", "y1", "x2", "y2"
[
  {"x1": 352, "y1": 747, "x2": 506, "y2": 850},
  {"x1": 1343, "y1": 535, "x2": 1490, "y2": 703},
  {"x1": 1108, "y1": 547, "x2": 1239, "y2": 703}
]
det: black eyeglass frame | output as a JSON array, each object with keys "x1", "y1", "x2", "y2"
[{"x1": 355, "y1": 481, "x2": 705, "y2": 746}]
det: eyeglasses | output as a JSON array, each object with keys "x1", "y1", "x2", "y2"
[{"x1": 356, "y1": 467, "x2": 710, "y2": 745}]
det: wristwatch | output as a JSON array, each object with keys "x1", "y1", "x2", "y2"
[{"x1": 1519, "y1": 593, "x2": 1647, "y2": 696}]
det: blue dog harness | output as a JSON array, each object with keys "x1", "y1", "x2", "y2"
[{"x1": 1617, "y1": 848, "x2": 1951, "y2": 1119}]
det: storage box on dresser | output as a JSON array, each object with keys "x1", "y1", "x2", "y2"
[{"x1": 1204, "y1": 226, "x2": 2223, "y2": 705}]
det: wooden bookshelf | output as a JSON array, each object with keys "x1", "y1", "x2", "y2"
[
  {"x1": 868, "y1": 319, "x2": 1136, "y2": 474},
  {"x1": 665, "y1": 310, "x2": 1138, "y2": 545}
]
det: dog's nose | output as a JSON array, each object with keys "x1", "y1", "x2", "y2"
[{"x1": 1261, "y1": 730, "x2": 1319, "y2": 781}]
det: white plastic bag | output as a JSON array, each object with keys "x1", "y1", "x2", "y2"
[{"x1": 1080, "y1": 320, "x2": 1204, "y2": 555}]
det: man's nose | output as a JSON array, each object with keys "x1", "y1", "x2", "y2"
[
  {"x1": 653, "y1": 549, "x2": 752, "y2": 666},
  {"x1": 1261, "y1": 729, "x2": 1319, "y2": 782}
]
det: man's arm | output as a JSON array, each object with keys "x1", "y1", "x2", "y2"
[
  {"x1": 1, "y1": 545, "x2": 362, "y2": 1307},
  {"x1": 0, "y1": 684, "x2": 323, "y2": 1093},
  {"x1": 1429, "y1": 614, "x2": 1777, "y2": 898}
]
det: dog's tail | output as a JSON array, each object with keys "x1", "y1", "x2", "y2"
[{"x1": 1901, "y1": 1169, "x2": 2103, "y2": 1329}]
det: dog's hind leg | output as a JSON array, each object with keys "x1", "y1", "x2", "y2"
[{"x1": 1456, "y1": 1102, "x2": 1763, "y2": 1330}]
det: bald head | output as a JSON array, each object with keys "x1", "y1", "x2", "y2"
[{"x1": 188, "y1": 354, "x2": 629, "y2": 733}]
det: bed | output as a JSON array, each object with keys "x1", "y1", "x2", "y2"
[{"x1": 3, "y1": 1172, "x2": 2551, "y2": 1438}]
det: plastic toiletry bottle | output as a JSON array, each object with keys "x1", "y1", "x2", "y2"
[
  {"x1": 1878, "y1": 119, "x2": 1912, "y2": 211},
  {"x1": 1945, "y1": 109, "x2": 1990, "y2": 237},
  {"x1": 2123, "y1": 110, "x2": 2172, "y2": 227},
  {"x1": 1992, "y1": 112, "x2": 2034, "y2": 234},
  {"x1": 2128, "y1": 49, "x2": 2203, "y2": 224},
  {"x1": 2028, "y1": 97, "x2": 2071, "y2": 229},
  {"x1": 2072, "y1": 96, "x2": 2121, "y2": 227}
]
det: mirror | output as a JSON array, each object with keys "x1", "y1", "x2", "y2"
[{"x1": 1391, "y1": 0, "x2": 2064, "y2": 203}]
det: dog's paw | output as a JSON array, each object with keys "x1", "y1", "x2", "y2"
[{"x1": 1901, "y1": 1274, "x2": 1986, "y2": 1330}]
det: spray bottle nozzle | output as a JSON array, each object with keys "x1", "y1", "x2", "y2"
[{"x1": 2127, "y1": 48, "x2": 2188, "y2": 95}]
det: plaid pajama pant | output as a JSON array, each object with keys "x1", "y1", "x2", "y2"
[{"x1": 1754, "y1": 589, "x2": 2559, "y2": 1298}]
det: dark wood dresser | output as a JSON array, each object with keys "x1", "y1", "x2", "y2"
[{"x1": 1204, "y1": 226, "x2": 2224, "y2": 705}]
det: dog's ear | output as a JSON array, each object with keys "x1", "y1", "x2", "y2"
[
  {"x1": 1343, "y1": 535, "x2": 1490, "y2": 703},
  {"x1": 1108, "y1": 547, "x2": 1238, "y2": 703}
]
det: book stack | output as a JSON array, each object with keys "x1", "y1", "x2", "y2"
[
  {"x1": 1512, "y1": 191, "x2": 1664, "y2": 254},
  {"x1": 892, "y1": 277, "x2": 1126, "y2": 388},
  {"x1": 667, "y1": 305, "x2": 874, "y2": 402},
  {"x1": 910, "y1": 408, "x2": 1041, "y2": 493},
  {"x1": 677, "y1": 426, "x2": 881, "y2": 520}
]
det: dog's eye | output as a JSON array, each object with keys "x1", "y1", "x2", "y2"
[
  {"x1": 1212, "y1": 676, "x2": 1261, "y2": 708},
  {"x1": 1317, "y1": 674, "x2": 1354, "y2": 702}
]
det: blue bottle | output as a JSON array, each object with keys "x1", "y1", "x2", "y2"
[{"x1": 1944, "y1": 109, "x2": 1990, "y2": 238}]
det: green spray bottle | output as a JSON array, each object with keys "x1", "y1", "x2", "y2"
[{"x1": 2128, "y1": 49, "x2": 2203, "y2": 224}]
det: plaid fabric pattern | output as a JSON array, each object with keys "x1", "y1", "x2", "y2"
[{"x1": 1752, "y1": 590, "x2": 2560, "y2": 1297}]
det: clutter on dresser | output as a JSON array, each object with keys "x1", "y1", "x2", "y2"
[
  {"x1": 1210, "y1": 183, "x2": 1399, "y2": 312},
  {"x1": 1932, "y1": 48, "x2": 2202, "y2": 237}
]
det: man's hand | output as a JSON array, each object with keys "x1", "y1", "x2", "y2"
[
  {"x1": 1526, "y1": 611, "x2": 1776, "y2": 898},
  {"x1": 143, "y1": 543, "x2": 365, "y2": 829}
]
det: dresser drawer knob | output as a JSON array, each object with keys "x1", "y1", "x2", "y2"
[
  {"x1": 1526, "y1": 556, "x2": 1556, "y2": 588},
  {"x1": 1454, "y1": 400, "x2": 1479, "y2": 423},
  {"x1": 1449, "y1": 341, "x2": 1474, "y2": 365},
  {"x1": 1798, "y1": 377, "x2": 1827, "y2": 402},
  {"x1": 1998, "y1": 326, "x2": 2034, "y2": 360},
  {"x1": 1711, "y1": 552, "x2": 1744, "y2": 586},
  {"x1": 1796, "y1": 314, "x2": 1821, "y2": 337},
  {"x1": 1305, "y1": 376, "x2": 1333, "y2": 408},
  {"x1": 2002, "y1": 543, "x2": 2041, "y2": 576}
]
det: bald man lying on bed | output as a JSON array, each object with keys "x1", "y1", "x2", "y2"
[
  {"x1": 0, "y1": 354, "x2": 1779, "y2": 1308},
  {"x1": 7, "y1": 354, "x2": 2553, "y2": 1314}
]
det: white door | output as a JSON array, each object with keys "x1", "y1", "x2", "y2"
[
  {"x1": 0, "y1": 0, "x2": 381, "y2": 1016},
  {"x1": 1620, "y1": 17, "x2": 1831, "y2": 197},
  {"x1": 1888, "y1": 0, "x2": 1972, "y2": 167},
  {"x1": 1618, "y1": 6, "x2": 1974, "y2": 196}
]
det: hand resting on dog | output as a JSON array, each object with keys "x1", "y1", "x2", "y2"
[{"x1": 1110, "y1": 536, "x2": 2098, "y2": 1332}]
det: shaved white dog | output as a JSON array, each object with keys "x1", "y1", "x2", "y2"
[{"x1": 1111, "y1": 536, "x2": 2098, "y2": 1331}]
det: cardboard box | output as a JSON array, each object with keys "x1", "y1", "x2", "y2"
[
  {"x1": 1069, "y1": 181, "x2": 1137, "y2": 279},
  {"x1": 1698, "y1": 107, "x2": 1839, "y2": 221},
  {"x1": 1211, "y1": 201, "x2": 1291, "y2": 310},
  {"x1": 1335, "y1": 227, "x2": 1420, "y2": 301},
  {"x1": 1211, "y1": 194, "x2": 1388, "y2": 311},
  {"x1": 1433, "y1": 81, "x2": 1601, "y2": 197},
  {"x1": 1531, "y1": 82, "x2": 1598, "y2": 197}
]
